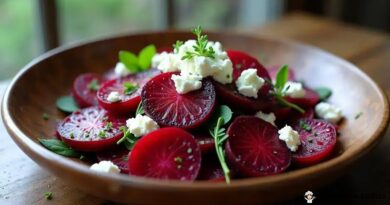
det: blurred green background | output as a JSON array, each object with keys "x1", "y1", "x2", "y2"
[{"x1": 0, "y1": 0, "x2": 282, "y2": 80}]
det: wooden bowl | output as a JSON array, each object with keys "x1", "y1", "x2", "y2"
[{"x1": 1, "y1": 31, "x2": 389, "y2": 204}]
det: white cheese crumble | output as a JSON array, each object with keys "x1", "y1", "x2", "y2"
[
  {"x1": 107, "y1": 91, "x2": 121, "y2": 102},
  {"x1": 315, "y1": 102, "x2": 342, "y2": 123},
  {"x1": 235, "y1": 68, "x2": 265, "y2": 98},
  {"x1": 90, "y1": 161, "x2": 120, "y2": 174},
  {"x1": 283, "y1": 81, "x2": 306, "y2": 98},
  {"x1": 255, "y1": 111, "x2": 276, "y2": 126},
  {"x1": 151, "y1": 52, "x2": 180, "y2": 73},
  {"x1": 126, "y1": 114, "x2": 159, "y2": 137},
  {"x1": 278, "y1": 125, "x2": 301, "y2": 152},
  {"x1": 114, "y1": 62, "x2": 131, "y2": 77},
  {"x1": 171, "y1": 73, "x2": 202, "y2": 94},
  {"x1": 152, "y1": 40, "x2": 233, "y2": 93}
]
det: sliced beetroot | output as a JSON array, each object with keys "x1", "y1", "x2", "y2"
[
  {"x1": 213, "y1": 50, "x2": 274, "y2": 112},
  {"x1": 285, "y1": 88, "x2": 320, "y2": 108},
  {"x1": 56, "y1": 106, "x2": 126, "y2": 152},
  {"x1": 142, "y1": 72, "x2": 216, "y2": 129},
  {"x1": 268, "y1": 65, "x2": 295, "y2": 81},
  {"x1": 128, "y1": 127, "x2": 201, "y2": 181},
  {"x1": 72, "y1": 73, "x2": 101, "y2": 107},
  {"x1": 97, "y1": 69, "x2": 160, "y2": 116},
  {"x1": 194, "y1": 133, "x2": 215, "y2": 154},
  {"x1": 226, "y1": 116, "x2": 291, "y2": 177},
  {"x1": 289, "y1": 108, "x2": 314, "y2": 126},
  {"x1": 293, "y1": 119, "x2": 337, "y2": 166},
  {"x1": 197, "y1": 153, "x2": 225, "y2": 182},
  {"x1": 96, "y1": 148, "x2": 130, "y2": 173}
]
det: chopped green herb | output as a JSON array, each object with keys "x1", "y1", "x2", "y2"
[
  {"x1": 42, "y1": 113, "x2": 49, "y2": 120},
  {"x1": 56, "y1": 96, "x2": 79, "y2": 113},
  {"x1": 174, "y1": 156, "x2": 183, "y2": 164},
  {"x1": 87, "y1": 79, "x2": 99, "y2": 91},
  {"x1": 355, "y1": 112, "x2": 363, "y2": 119},
  {"x1": 173, "y1": 40, "x2": 183, "y2": 53},
  {"x1": 123, "y1": 82, "x2": 138, "y2": 95},
  {"x1": 104, "y1": 122, "x2": 113, "y2": 131},
  {"x1": 182, "y1": 26, "x2": 215, "y2": 60},
  {"x1": 79, "y1": 155, "x2": 85, "y2": 160},
  {"x1": 98, "y1": 131, "x2": 106, "y2": 138},
  {"x1": 209, "y1": 117, "x2": 230, "y2": 184},
  {"x1": 272, "y1": 65, "x2": 305, "y2": 113},
  {"x1": 70, "y1": 133, "x2": 75, "y2": 139},
  {"x1": 38, "y1": 138, "x2": 79, "y2": 157},
  {"x1": 315, "y1": 87, "x2": 332, "y2": 101},
  {"x1": 299, "y1": 120, "x2": 312, "y2": 132},
  {"x1": 44, "y1": 192, "x2": 53, "y2": 200}
]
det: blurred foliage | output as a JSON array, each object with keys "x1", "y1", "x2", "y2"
[{"x1": 0, "y1": 0, "x2": 243, "y2": 80}]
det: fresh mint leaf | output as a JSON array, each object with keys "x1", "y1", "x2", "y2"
[
  {"x1": 87, "y1": 79, "x2": 99, "y2": 91},
  {"x1": 117, "y1": 130, "x2": 138, "y2": 150},
  {"x1": 119, "y1": 50, "x2": 139, "y2": 73},
  {"x1": 123, "y1": 82, "x2": 138, "y2": 95},
  {"x1": 208, "y1": 105, "x2": 233, "y2": 129},
  {"x1": 138, "y1": 44, "x2": 156, "y2": 70},
  {"x1": 56, "y1": 96, "x2": 79, "y2": 113},
  {"x1": 38, "y1": 138, "x2": 79, "y2": 157},
  {"x1": 315, "y1": 87, "x2": 332, "y2": 101},
  {"x1": 275, "y1": 64, "x2": 289, "y2": 92}
]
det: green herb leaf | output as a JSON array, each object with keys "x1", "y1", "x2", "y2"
[
  {"x1": 275, "y1": 65, "x2": 289, "y2": 92},
  {"x1": 208, "y1": 105, "x2": 233, "y2": 130},
  {"x1": 38, "y1": 138, "x2": 79, "y2": 157},
  {"x1": 119, "y1": 50, "x2": 139, "y2": 73},
  {"x1": 173, "y1": 40, "x2": 183, "y2": 53},
  {"x1": 117, "y1": 130, "x2": 138, "y2": 150},
  {"x1": 135, "y1": 102, "x2": 144, "y2": 115},
  {"x1": 138, "y1": 44, "x2": 156, "y2": 70},
  {"x1": 275, "y1": 95, "x2": 305, "y2": 113},
  {"x1": 181, "y1": 26, "x2": 215, "y2": 60},
  {"x1": 123, "y1": 82, "x2": 138, "y2": 95},
  {"x1": 87, "y1": 79, "x2": 99, "y2": 91},
  {"x1": 315, "y1": 87, "x2": 332, "y2": 101},
  {"x1": 44, "y1": 192, "x2": 53, "y2": 200},
  {"x1": 299, "y1": 120, "x2": 312, "y2": 132},
  {"x1": 56, "y1": 96, "x2": 79, "y2": 113},
  {"x1": 209, "y1": 117, "x2": 231, "y2": 184}
]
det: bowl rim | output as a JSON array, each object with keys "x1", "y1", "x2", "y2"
[{"x1": 1, "y1": 30, "x2": 389, "y2": 191}]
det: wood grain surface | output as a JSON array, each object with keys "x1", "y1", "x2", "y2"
[{"x1": 1, "y1": 13, "x2": 390, "y2": 204}]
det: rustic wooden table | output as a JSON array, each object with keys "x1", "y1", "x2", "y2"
[{"x1": 1, "y1": 13, "x2": 389, "y2": 204}]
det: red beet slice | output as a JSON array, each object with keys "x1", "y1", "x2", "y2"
[
  {"x1": 128, "y1": 127, "x2": 201, "y2": 181},
  {"x1": 72, "y1": 73, "x2": 101, "y2": 107},
  {"x1": 293, "y1": 119, "x2": 337, "y2": 166},
  {"x1": 289, "y1": 108, "x2": 314, "y2": 126},
  {"x1": 97, "y1": 69, "x2": 160, "y2": 116},
  {"x1": 213, "y1": 50, "x2": 274, "y2": 112},
  {"x1": 142, "y1": 72, "x2": 216, "y2": 129},
  {"x1": 96, "y1": 148, "x2": 130, "y2": 173},
  {"x1": 268, "y1": 65, "x2": 296, "y2": 81},
  {"x1": 226, "y1": 116, "x2": 291, "y2": 177},
  {"x1": 194, "y1": 133, "x2": 215, "y2": 154},
  {"x1": 56, "y1": 106, "x2": 126, "y2": 152},
  {"x1": 197, "y1": 153, "x2": 225, "y2": 182},
  {"x1": 285, "y1": 88, "x2": 320, "y2": 108}
]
